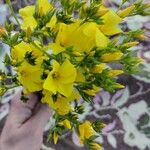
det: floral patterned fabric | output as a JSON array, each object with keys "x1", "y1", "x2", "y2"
[{"x1": 0, "y1": 0, "x2": 150, "y2": 150}]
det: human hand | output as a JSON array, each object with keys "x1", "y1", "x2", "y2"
[{"x1": 0, "y1": 92, "x2": 51, "y2": 150}]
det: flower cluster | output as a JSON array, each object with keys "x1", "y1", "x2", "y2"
[{"x1": 0, "y1": 0, "x2": 149, "y2": 149}]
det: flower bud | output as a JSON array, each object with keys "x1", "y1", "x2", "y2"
[
  {"x1": 117, "y1": 5, "x2": 135, "y2": 18},
  {"x1": 114, "y1": 84, "x2": 125, "y2": 89},
  {"x1": 0, "y1": 87, "x2": 6, "y2": 96},
  {"x1": 123, "y1": 41, "x2": 139, "y2": 47},
  {"x1": 53, "y1": 132, "x2": 59, "y2": 144},
  {"x1": 92, "y1": 64, "x2": 106, "y2": 73},
  {"x1": 59, "y1": 119, "x2": 71, "y2": 129},
  {"x1": 73, "y1": 51, "x2": 83, "y2": 57},
  {"x1": 101, "y1": 52, "x2": 123, "y2": 62},
  {"x1": 0, "y1": 26, "x2": 7, "y2": 37},
  {"x1": 136, "y1": 34, "x2": 148, "y2": 40},
  {"x1": 108, "y1": 70, "x2": 124, "y2": 77},
  {"x1": 26, "y1": 27, "x2": 32, "y2": 37}
]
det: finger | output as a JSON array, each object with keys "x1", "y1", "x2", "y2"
[
  {"x1": 25, "y1": 104, "x2": 52, "y2": 132},
  {"x1": 8, "y1": 91, "x2": 39, "y2": 127}
]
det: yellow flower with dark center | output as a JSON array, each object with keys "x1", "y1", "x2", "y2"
[
  {"x1": 43, "y1": 59, "x2": 76, "y2": 97},
  {"x1": 78, "y1": 121, "x2": 95, "y2": 144},
  {"x1": 11, "y1": 41, "x2": 42, "y2": 62},
  {"x1": 42, "y1": 90, "x2": 80, "y2": 115},
  {"x1": 17, "y1": 58, "x2": 44, "y2": 93},
  {"x1": 19, "y1": 0, "x2": 56, "y2": 30}
]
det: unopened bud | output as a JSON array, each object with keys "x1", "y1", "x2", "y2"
[
  {"x1": 0, "y1": 26, "x2": 7, "y2": 37},
  {"x1": 123, "y1": 41, "x2": 139, "y2": 47},
  {"x1": 117, "y1": 5, "x2": 135, "y2": 18}
]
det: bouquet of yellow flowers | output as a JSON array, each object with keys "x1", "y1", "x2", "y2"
[{"x1": 0, "y1": 0, "x2": 150, "y2": 149}]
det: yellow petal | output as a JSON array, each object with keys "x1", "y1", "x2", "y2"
[
  {"x1": 57, "y1": 83, "x2": 74, "y2": 97},
  {"x1": 99, "y1": 10, "x2": 122, "y2": 35},
  {"x1": 43, "y1": 74, "x2": 57, "y2": 94},
  {"x1": 38, "y1": 0, "x2": 53, "y2": 16},
  {"x1": 19, "y1": 6, "x2": 35, "y2": 18},
  {"x1": 19, "y1": 6, "x2": 37, "y2": 30},
  {"x1": 48, "y1": 43, "x2": 65, "y2": 55},
  {"x1": 59, "y1": 59, "x2": 77, "y2": 84},
  {"x1": 95, "y1": 28, "x2": 109, "y2": 48},
  {"x1": 46, "y1": 16, "x2": 57, "y2": 29}
]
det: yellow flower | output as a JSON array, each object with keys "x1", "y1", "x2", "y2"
[
  {"x1": 108, "y1": 70, "x2": 124, "y2": 77},
  {"x1": 117, "y1": 5, "x2": 135, "y2": 18},
  {"x1": 69, "y1": 22, "x2": 109, "y2": 52},
  {"x1": 43, "y1": 59, "x2": 76, "y2": 97},
  {"x1": 42, "y1": 88, "x2": 80, "y2": 115},
  {"x1": 53, "y1": 132, "x2": 59, "y2": 144},
  {"x1": 101, "y1": 52, "x2": 123, "y2": 62},
  {"x1": 59, "y1": 119, "x2": 71, "y2": 129},
  {"x1": 42, "y1": 90, "x2": 72, "y2": 115},
  {"x1": 92, "y1": 64, "x2": 106, "y2": 73},
  {"x1": 49, "y1": 21, "x2": 109, "y2": 54},
  {"x1": 19, "y1": 0, "x2": 56, "y2": 30},
  {"x1": 99, "y1": 10, "x2": 122, "y2": 36},
  {"x1": 90, "y1": 143, "x2": 102, "y2": 150},
  {"x1": 78, "y1": 121, "x2": 94, "y2": 144},
  {"x1": 17, "y1": 59, "x2": 44, "y2": 93},
  {"x1": 11, "y1": 41, "x2": 42, "y2": 61}
]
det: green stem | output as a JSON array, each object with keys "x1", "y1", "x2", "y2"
[{"x1": 6, "y1": 0, "x2": 21, "y2": 27}]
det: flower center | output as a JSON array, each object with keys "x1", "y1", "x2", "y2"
[{"x1": 52, "y1": 72, "x2": 59, "y2": 79}]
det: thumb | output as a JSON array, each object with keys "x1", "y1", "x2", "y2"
[{"x1": 25, "y1": 103, "x2": 52, "y2": 131}]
